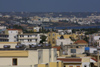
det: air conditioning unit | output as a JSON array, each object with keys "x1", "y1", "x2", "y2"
[{"x1": 3, "y1": 45, "x2": 10, "y2": 48}]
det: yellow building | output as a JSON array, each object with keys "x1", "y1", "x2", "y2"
[
  {"x1": 48, "y1": 32, "x2": 85, "y2": 47},
  {"x1": 48, "y1": 32, "x2": 71, "y2": 47},
  {"x1": 0, "y1": 47, "x2": 63, "y2": 67}
]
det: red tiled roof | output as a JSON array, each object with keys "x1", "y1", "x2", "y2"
[
  {"x1": 7, "y1": 29, "x2": 22, "y2": 30},
  {"x1": 52, "y1": 46, "x2": 61, "y2": 51},
  {"x1": 91, "y1": 58, "x2": 97, "y2": 62},
  {"x1": 74, "y1": 40, "x2": 88, "y2": 44},
  {"x1": 57, "y1": 58, "x2": 82, "y2": 62}
]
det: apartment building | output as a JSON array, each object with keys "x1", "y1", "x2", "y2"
[
  {"x1": 0, "y1": 26, "x2": 6, "y2": 29},
  {"x1": 0, "y1": 34, "x2": 9, "y2": 42},
  {"x1": 17, "y1": 33, "x2": 41, "y2": 45},
  {"x1": 0, "y1": 29, "x2": 41, "y2": 45},
  {"x1": 5, "y1": 29, "x2": 23, "y2": 42},
  {"x1": 0, "y1": 29, "x2": 22, "y2": 42}
]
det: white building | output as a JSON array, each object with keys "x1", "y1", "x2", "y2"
[
  {"x1": 93, "y1": 36, "x2": 100, "y2": 41},
  {"x1": 56, "y1": 38, "x2": 73, "y2": 46},
  {"x1": 18, "y1": 33, "x2": 41, "y2": 45},
  {"x1": 33, "y1": 26, "x2": 41, "y2": 32},
  {"x1": 0, "y1": 14, "x2": 2, "y2": 17},
  {"x1": 0, "y1": 26, "x2": 6, "y2": 30},
  {"x1": 7, "y1": 29, "x2": 23, "y2": 42}
]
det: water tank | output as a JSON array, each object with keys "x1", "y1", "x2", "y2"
[
  {"x1": 3, "y1": 45, "x2": 10, "y2": 48},
  {"x1": 45, "y1": 44, "x2": 49, "y2": 46},
  {"x1": 37, "y1": 44, "x2": 42, "y2": 47},
  {"x1": 15, "y1": 44, "x2": 26, "y2": 49},
  {"x1": 29, "y1": 45, "x2": 36, "y2": 48},
  {"x1": 85, "y1": 47, "x2": 90, "y2": 51}
]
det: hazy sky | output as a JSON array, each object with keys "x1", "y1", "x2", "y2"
[{"x1": 0, "y1": 0, "x2": 100, "y2": 12}]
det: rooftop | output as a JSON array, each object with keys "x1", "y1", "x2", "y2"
[
  {"x1": 52, "y1": 46, "x2": 61, "y2": 51},
  {"x1": 74, "y1": 40, "x2": 88, "y2": 44},
  {"x1": 57, "y1": 58, "x2": 82, "y2": 63}
]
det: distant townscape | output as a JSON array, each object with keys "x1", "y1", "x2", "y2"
[
  {"x1": 0, "y1": 12, "x2": 100, "y2": 28},
  {"x1": 0, "y1": 12, "x2": 100, "y2": 67}
]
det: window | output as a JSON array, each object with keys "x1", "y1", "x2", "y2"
[
  {"x1": 28, "y1": 39, "x2": 32, "y2": 42},
  {"x1": 53, "y1": 34, "x2": 55, "y2": 36},
  {"x1": 12, "y1": 58, "x2": 17, "y2": 65},
  {"x1": 28, "y1": 35, "x2": 29, "y2": 37},
  {"x1": 14, "y1": 36, "x2": 16, "y2": 38},
  {"x1": 35, "y1": 35, "x2": 37, "y2": 37},
  {"x1": 69, "y1": 65, "x2": 73, "y2": 67},
  {"x1": 76, "y1": 46, "x2": 79, "y2": 48},
  {"x1": 84, "y1": 65, "x2": 87, "y2": 67},
  {"x1": 22, "y1": 35, "x2": 24, "y2": 37},
  {"x1": 20, "y1": 35, "x2": 24, "y2": 37},
  {"x1": 52, "y1": 38, "x2": 55, "y2": 44},
  {"x1": 49, "y1": 41, "x2": 51, "y2": 44},
  {"x1": 49, "y1": 34, "x2": 50, "y2": 36},
  {"x1": 71, "y1": 49, "x2": 76, "y2": 53},
  {"x1": 76, "y1": 65, "x2": 80, "y2": 67},
  {"x1": 35, "y1": 39, "x2": 37, "y2": 41}
]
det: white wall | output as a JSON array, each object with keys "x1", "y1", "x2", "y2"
[
  {"x1": 51, "y1": 48, "x2": 57, "y2": 62},
  {"x1": 43, "y1": 49, "x2": 51, "y2": 63},
  {"x1": 68, "y1": 47, "x2": 85, "y2": 55},
  {"x1": 90, "y1": 48, "x2": 97, "y2": 53},
  {"x1": 56, "y1": 39, "x2": 72, "y2": 46},
  {"x1": 82, "y1": 62, "x2": 90, "y2": 67},
  {"x1": 0, "y1": 50, "x2": 43, "y2": 67},
  {"x1": 8, "y1": 30, "x2": 18, "y2": 42},
  {"x1": 94, "y1": 36, "x2": 100, "y2": 41}
]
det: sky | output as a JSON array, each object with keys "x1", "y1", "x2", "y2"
[{"x1": 0, "y1": 0, "x2": 100, "y2": 12}]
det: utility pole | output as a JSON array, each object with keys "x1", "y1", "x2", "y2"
[{"x1": 98, "y1": 51, "x2": 99, "y2": 67}]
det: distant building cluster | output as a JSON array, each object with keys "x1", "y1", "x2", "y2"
[{"x1": 0, "y1": 12, "x2": 100, "y2": 67}]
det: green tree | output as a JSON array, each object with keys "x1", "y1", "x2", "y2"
[
  {"x1": 83, "y1": 36, "x2": 89, "y2": 43},
  {"x1": 40, "y1": 35, "x2": 47, "y2": 44}
]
